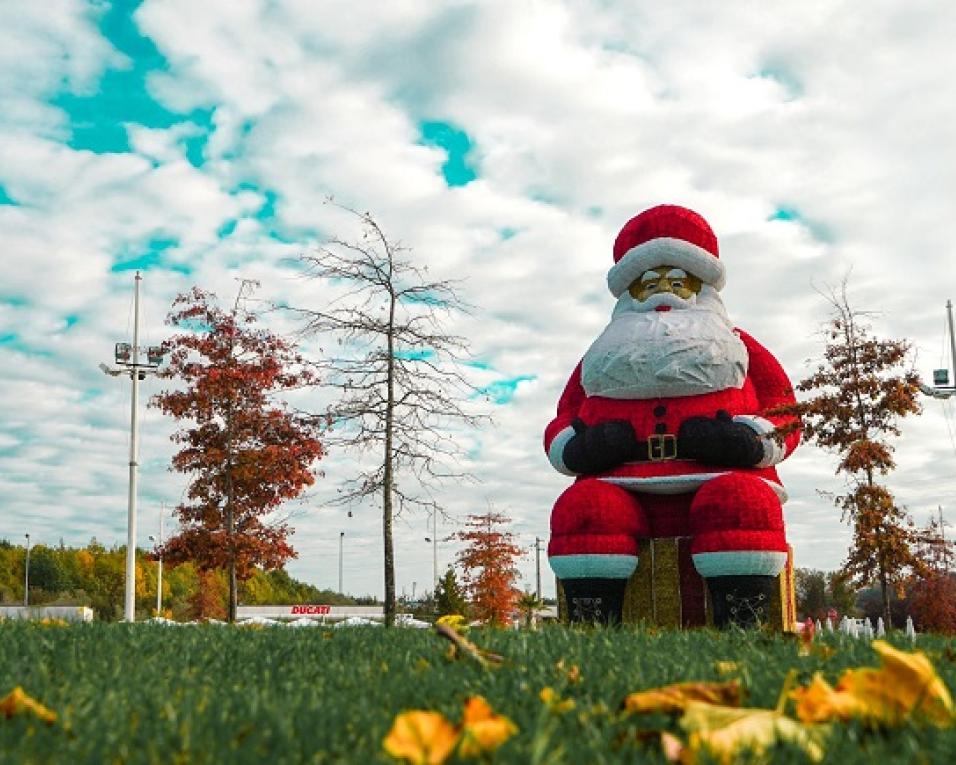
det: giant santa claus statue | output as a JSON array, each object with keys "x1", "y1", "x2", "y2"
[{"x1": 545, "y1": 204, "x2": 801, "y2": 628}]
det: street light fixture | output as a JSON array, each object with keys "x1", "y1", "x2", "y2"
[
  {"x1": 100, "y1": 272, "x2": 164, "y2": 623},
  {"x1": 24, "y1": 534, "x2": 30, "y2": 607}
]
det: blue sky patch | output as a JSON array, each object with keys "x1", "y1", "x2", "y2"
[
  {"x1": 217, "y1": 219, "x2": 238, "y2": 239},
  {"x1": 53, "y1": 1, "x2": 177, "y2": 153},
  {"x1": 0, "y1": 333, "x2": 52, "y2": 358},
  {"x1": 53, "y1": 1, "x2": 213, "y2": 158},
  {"x1": 0, "y1": 185, "x2": 17, "y2": 205},
  {"x1": 476, "y1": 374, "x2": 536, "y2": 405},
  {"x1": 418, "y1": 121, "x2": 478, "y2": 187},
  {"x1": 400, "y1": 290, "x2": 452, "y2": 308},
  {"x1": 111, "y1": 236, "x2": 191, "y2": 273},
  {"x1": 756, "y1": 65, "x2": 803, "y2": 99},
  {"x1": 394, "y1": 348, "x2": 436, "y2": 361},
  {"x1": 181, "y1": 109, "x2": 215, "y2": 168},
  {"x1": 769, "y1": 206, "x2": 832, "y2": 242}
]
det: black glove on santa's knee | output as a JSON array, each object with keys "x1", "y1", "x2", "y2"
[
  {"x1": 677, "y1": 410, "x2": 763, "y2": 467},
  {"x1": 562, "y1": 418, "x2": 639, "y2": 474}
]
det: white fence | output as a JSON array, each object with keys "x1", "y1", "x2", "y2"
[
  {"x1": 236, "y1": 605, "x2": 384, "y2": 623},
  {"x1": 0, "y1": 606, "x2": 94, "y2": 622},
  {"x1": 801, "y1": 615, "x2": 916, "y2": 640}
]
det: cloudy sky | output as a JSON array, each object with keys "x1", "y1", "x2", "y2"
[{"x1": 3, "y1": 0, "x2": 956, "y2": 601}]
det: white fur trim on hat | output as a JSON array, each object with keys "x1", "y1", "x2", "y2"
[{"x1": 607, "y1": 237, "x2": 726, "y2": 297}]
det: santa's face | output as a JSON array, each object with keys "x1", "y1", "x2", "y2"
[
  {"x1": 628, "y1": 266, "x2": 703, "y2": 307},
  {"x1": 581, "y1": 269, "x2": 748, "y2": 400}
]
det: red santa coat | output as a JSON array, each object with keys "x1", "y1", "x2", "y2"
[{"x1": 544, "y1": 329, "x2": 801, "y2": 499}]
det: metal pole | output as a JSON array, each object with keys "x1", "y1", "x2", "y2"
[
  {"x1": 338, "y1": 531, "x2": 344, "y2": 593},
  {"x1": 124, "y1": 271, "x2": 142, "y2": 623},
  {"x1": 24, "y1": 534, "x2": 30, "y2": 607},
  {"x1": 948, "y1": 300, "x2": 956, "y2": 390},
  {"x1": 535, "y1": 536, "x2": 542, "y2": 601},
  {"x1": 156, "y1": 504, "x2": 164, "y2": 615}
]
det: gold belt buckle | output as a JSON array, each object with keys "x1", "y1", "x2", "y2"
[{"x1": 647, "y1": 434, "x2": 677, "y2": 461}]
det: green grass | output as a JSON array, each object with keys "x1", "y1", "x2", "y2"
[{"x1": 1, "y1": 622, "x2": 955, "y2": 763}]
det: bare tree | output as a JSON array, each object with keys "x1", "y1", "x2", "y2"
[{"x1": 287, "y1": 203, "x2": 488, "y2": 626}]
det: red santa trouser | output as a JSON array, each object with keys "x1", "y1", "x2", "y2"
[{"x1": 548, "y1": 473, "x2": 788, "y2": 582}]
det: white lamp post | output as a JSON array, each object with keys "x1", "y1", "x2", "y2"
[
  {"x1": 148, "y1": 505, "x2": 165, "y2": 616},
  {"x1": 100, "y1": 272, "x2": 164, "y2": 622},
  {"x1": 24, "y1": 533, "x2": 30, "y2": 607},
  {"x1": 338, "y1": 531, "x2": 345, "y2": 594}
]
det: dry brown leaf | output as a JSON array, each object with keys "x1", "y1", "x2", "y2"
[{"x1": 623, "y1": 680, "x2": 742, "y2": 715}]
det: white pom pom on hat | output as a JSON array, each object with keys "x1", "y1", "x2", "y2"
[{"x1": 607, "y1": 205, "x2": 726, "y2": 297}]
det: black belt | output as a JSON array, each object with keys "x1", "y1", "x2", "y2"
[{"x1": 633, "y1": 434, "x2": 680, "y2": 462}]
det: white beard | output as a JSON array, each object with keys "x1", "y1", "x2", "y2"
[{"x1": 581, "y1": 286, "x2": 749, "y2": 399}]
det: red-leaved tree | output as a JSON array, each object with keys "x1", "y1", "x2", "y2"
[
  {"x1": 771, "y1": 282, "x2": 923, "y2": 629},
  {"x1": 456, "y1": 511, "x2": 524, "y2": 626},
  {"x1": 152, "y1": 282, "x2": 325, "y2": 622}
]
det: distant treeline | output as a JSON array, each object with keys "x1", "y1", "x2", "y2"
[{"x1": 0, "y1": 539, "x2": 374, "y2": 621}]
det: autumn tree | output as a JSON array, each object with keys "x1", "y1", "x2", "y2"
[
  {"x1": 774, "y1": 282, "x2": 923, "y2": 628},
  {"x1": 287, "y1": 203, "x2": 487, "y2": 626},
  {"x1": 152, "y1": 283, "x2": 325, "y2": 622},
  {"x1": 908, "y1": 513, "x2": 956, "y2": 634},
  {"x1": 456, "y1": 511, "x2": 523, "y2": 626}
]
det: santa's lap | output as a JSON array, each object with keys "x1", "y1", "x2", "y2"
[{"x1": 548, "y1": 473, "x2": 788, "y2": 581}]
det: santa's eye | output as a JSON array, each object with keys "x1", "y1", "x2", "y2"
[{"x1": 670, "y1": 279, "x2": 684, "y2": 290}]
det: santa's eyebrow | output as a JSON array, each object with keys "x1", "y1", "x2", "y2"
[
  {"x1": 640, "y1": 270, "x2": 660, "y2": 283},
  {"x1": 665, "y1": 268, "x2": 687, "y2": 279}
]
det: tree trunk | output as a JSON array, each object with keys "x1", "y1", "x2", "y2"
[
  {"x1": 226, "y1": 495, "x2": 237, "y2": 623},
  {"x1": 382, "y1": 289, "x2": 397, "y2": 627},
  {"x1": 225, "y1": 398, "x2": 237, "y2": 623},
  {"x1": 878, "y1": 558, "x2": 892, "y2": 631}
]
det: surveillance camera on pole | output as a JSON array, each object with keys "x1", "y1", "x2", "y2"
[{"x1": 100, "y1": 271, "x2": 165, "y2": 623}]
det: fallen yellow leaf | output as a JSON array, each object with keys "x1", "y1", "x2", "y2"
[
  {"x1": 539, "y1": 686, "x2": 576, "y2": 714},
  {"x1": 458, "y1": 696, "x2": 517, "y2": 758},
  {"x1": 0, "y1": 687, "x2": 57, "y2": 725},
  {"x1": 435, "y1": 614, "x2": 468, "y2": 633},
  {"x1": 791, "y1": 640, "x2": 955, "y2": 728},
  {"x1": 383, "y1": 710, "x2": 459, "y2": 765},
  {"x1": 623, "y1": 680, "x2": 742, "y2": 715},
  {"x1": 556, "y1": 659, "x2": 582, "y2": 684},
  {"x1": 714, "y1": 661, "x2": 740, "y2": 676},
  {"x1": 791, "y1": 673, "x2": 865, "y2": 724},
  {"x1": 682, "y1": 701, "x2": 826, "y2": 764}
]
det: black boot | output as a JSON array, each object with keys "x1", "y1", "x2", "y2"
[
  {"x1": 707, "y1": 575, "x2": 775, "y2": 629},
  {"x1": 562, "y1": 578, "x2": 627, "y2": 626}
]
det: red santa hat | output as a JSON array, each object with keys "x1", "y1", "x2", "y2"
[{"x1": 607, "y1": 205, "x2": 726, "y2": 297}]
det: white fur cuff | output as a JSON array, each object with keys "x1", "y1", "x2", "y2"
[
  {"x1": 547, "y1": 426, "x2": 578, "y2": 476},
  {"x1": 733, "y1": 414, "x2": 786, "y2": 468}
]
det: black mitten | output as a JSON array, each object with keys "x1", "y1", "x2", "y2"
[
  {"x1": 677, "y1": 410, "x2": 763, "y2": 467},
  {"x1": 562, "y1": 419, "x2": 639, "y2": 474}
]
